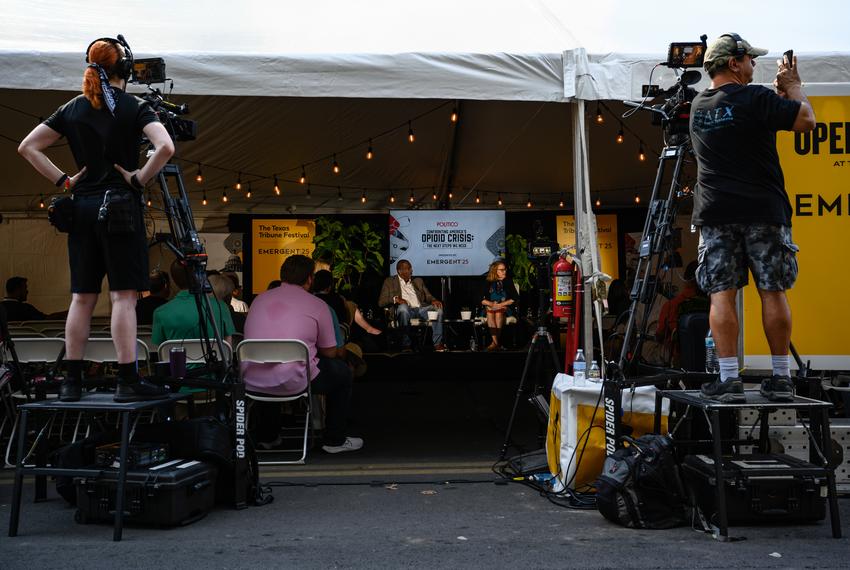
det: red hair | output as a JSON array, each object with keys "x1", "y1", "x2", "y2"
[{"x1": 82, "y1": 40, "x2": 121, "y2": 109}]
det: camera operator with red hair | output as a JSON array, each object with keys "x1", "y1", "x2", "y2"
[{"x1": 18, "y1": 36, "x2": 174, "y2": 402}]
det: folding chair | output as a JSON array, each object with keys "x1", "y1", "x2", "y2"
[
  {"x1": 157, "y1": 339, "x2": 233, "y2": 410},
  {"x1": 236, "y1": 339, "x2": 312, "y2": 465}
]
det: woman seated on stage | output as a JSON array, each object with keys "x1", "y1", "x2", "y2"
[{"x1": 480, "y1": 260, "x2": 518, "y2": 351}]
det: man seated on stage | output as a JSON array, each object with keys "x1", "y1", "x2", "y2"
[
  {"x1": 152, "y1": 259, "x2": 235, "y2": 347},
  {"x1": 136, "y1": 269, "x2": 171, "y2": 326},
  {"x1": 243, "y1": 255, "x2": 363, "y2": 454},
  {"x1": 2, "y1": 276, "x2": 48, "y2": 321},
  {"x1": 378, "y1": 259, "x2": 446, "y2": 352}
]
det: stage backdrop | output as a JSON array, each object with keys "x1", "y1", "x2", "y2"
[
  {"x1": 556, "y1": 214, "x2": 619, "y2": 279},
  {"x1": 743, "y1": 95, "x2": 850, "y2": 370},
  {"x1": 250, "y1": 219, "x2": 315, "y2": 293},
  {"x1": 388, "y1": 210, "x2": 505, "y2": 276}
]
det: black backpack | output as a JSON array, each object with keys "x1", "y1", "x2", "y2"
[{"x1": 595, "y1": 434, "x2": 688, "y2": 529}]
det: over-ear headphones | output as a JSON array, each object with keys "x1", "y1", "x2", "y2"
[
  {"x1": 720, "y1": 33, "x2": 747, "y2": 58},
  {"x1": 85, "y1": 34, "x2": 134, "y2": 80}
]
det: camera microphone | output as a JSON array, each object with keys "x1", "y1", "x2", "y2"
[{"x1": 158, "y1": 99, "x2": 190, "y2": 115}]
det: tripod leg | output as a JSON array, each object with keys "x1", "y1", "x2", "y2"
[{"x1": 499, "y1": 333, "x2": 539, "y2": 460}]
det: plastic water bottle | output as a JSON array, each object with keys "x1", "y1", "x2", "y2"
[
  {"x1": 705, "y1": 329, "x2": 719, "y2": 374},
  {"x1": 573, "y1": 349, "x2": 587, "y2": 386},
  {"x1": 588, "y1": 360, "x2": 601, "y2": 382}
]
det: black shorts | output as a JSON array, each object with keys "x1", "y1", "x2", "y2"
[{"x1": 68, "y1": 191, "x2": 149, "y2": 293}]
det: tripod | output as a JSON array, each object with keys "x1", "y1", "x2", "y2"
[
  {"x1": 499, "y1": 303, "x2": 562, "y2": 460},
  {"x1": 617, "y1": 138, "x2": 691, "y2": 375}
]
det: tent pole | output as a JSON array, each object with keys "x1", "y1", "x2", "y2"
[{"x1": 571, "y1": 100, "x2": 595, "y2": 361}]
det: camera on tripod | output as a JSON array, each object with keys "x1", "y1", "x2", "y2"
[{"x1": 131, "y1": 57, "x2": 198, "y2": 142}]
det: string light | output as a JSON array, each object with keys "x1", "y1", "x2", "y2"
[
  {"x1": 638, "y1": 143, "x2": 646, "y2": 162},
  {"x1": 337, "y1": 186, "x2": 343, "y2": 201},
  {"x1": 389, "y1": 191, "x2": 396, "y2": 204},
  {"x1": 432, "y1": 190, "x2": 438, "y2": 201},
  {"x1": 475, "y1": 191, "x2": 481, "y2": 204},
  {"x1": 447, "y1": 189, "x2": 453, "y2": 200},
  {"x1": 366, "y1": 139, "x2": 374, "y2": 160},
  {"x1": 306, "y1": 183, "x2": 312, "y2": 199},
  {"x1": 595, "y1": 104, "x2": 604, "y2": 124},
  {"x1": 299, "y1": 166, "x2": 307, "y2": 184},
  {"x1": 195, "y1": 163, "x2": 203, "y2": 183},
  {"x1": 222, "y1": 189, "x2": 228, "y2": 203},
  {"x1": 332, "y1": 154, "x2": 340, "y2": 174},
  {"x1": 274, "y1": 175, "x2": 281, "y2": 195},
  {"x1": 595, "y1": 196, "x2": 601, "y2": 207},
  {"x1": 450, "y1": 108, "x2": 458, "y2": 123},
  {"x1": 202, "y1": 190, "x2": 208, "y2": 206},
  {"x1": 39, "y1": 194, "x2": 45, "y2": 208},
  {"x1": 526, "y1": 193, "x2": 533, "y2": 208},
  {"x1": 146, "y1": 192, "x2": 152, "y2": 207},
  {"x1": 616, "y1": 124, "x2": 624, "y2": 144},
  {"x1": 558, "y1": 193, "x2": 565, "y2": 208},
  {"x1": 634, "y1": 193, "x2": 641, "y2": 204},
  {"x1": 408, "y1": 190, "x2": 415, "y2": 203},
  {"x1": 407, "y1": 121, "x2": 415, "y2": 143},
  {"x1": 245, "y1": 182, "x2": 252, "y2": 199},
  {"x1": 497, "y1": 193, "x2": 503, "y2": 207},
  {"x1": 235, "y1": 172, "x2": 242, "y2": 191},
  {"x1": 361, "y1": 190, "x2": 367, "y2": 204}
]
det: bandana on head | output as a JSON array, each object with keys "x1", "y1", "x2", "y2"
[{"x1": 88, "y1": 63, "x2": 117, "y2": 116}]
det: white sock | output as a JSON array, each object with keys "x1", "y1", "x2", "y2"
[
  {"x1": 771, "y1": 354, "x2": 790, "y2": 377},
  {"x1": 719, "y1": 357, "x2": 739, "y2": 382}
]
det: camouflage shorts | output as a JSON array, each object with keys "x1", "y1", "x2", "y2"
[{"x1": 696, "y1": 224, "x2": 799, "y2": 294}]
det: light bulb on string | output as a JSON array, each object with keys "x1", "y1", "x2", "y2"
[
  {"x1": 595, "y1": 196, "x2": 601, "y2": 208},
  {"x1": 235, "y1": 172, "x2": 242, "y2": 191},
  {"x1": 146, "y1": 192, "x2": 152, "y2": 207},
  {"x1": 222, "y1": 189, "x2": 228, "y2": 203},
  {"x1": 432, "y1": 190, "x2": 438, "y2": 201},
  {"x1": 475, "y1": 191, "x2": 481, "y2": 204},
  {"x1": 616, "y1": 124, "x2": 624, "y2": 144},
  {"x1": 274, "y1": 176, "x2": 281, "y2": 195},
  {"x1": 497, "y1": 193, "x2": 503, "y2": 207},
  {"x1": 245, "y1": 182, "x2": 252, "y2": 199},
  {"x1": 202, "y1": 190, "x2": 208, "y2": 206},
  {"x1": 407, "y1": 121, "x2": 415, "y2": 143},
  {"x1": 195, "y1": 163, "x2": 203, "y2": 183},
  {"x1": 595, "y1": 104, "x2": 604, "y2": 124},
  {"x1": 389, "y1": 191, "x2": 396, "y2": 204},
  {"x1": 39, "y1": 194, "x2": 45, "y2": 208},
  {"x1": 526, "y1": 193, "x2": 533, "y2": 208},
  {"x1": 299, "y1": 166, "x2": 307, "y2": 184},
  {"x1": 409, "y1": 190, "x2": 415, "y2": 203},
  {"x1": 638, "y1": 143, "x2": 646, "y2": 162},
  {"x1": 450, "y1": 108, "x2": 458, "y2": 123},
  {"x1": 634, "y1": 193, "x2": 641, "y2": 204},
  {"x1": 366, "y1": 139, "x2": 374, "y2": 160},
  {"x1": 559, "y1": 193, "x2": 565, "y2": 208},
  {"x1": 447, "y1": 189, "x2": 453, "y2": 200},
  {"x1": 337, "y1": 186, "x2": 343, "y2": 202},
  {"x1": 332, "y1": 154, "x2": 340, "y2": 175},
  {"x1": 361, "y1": 190, "x2": 367, "y2": 204}
]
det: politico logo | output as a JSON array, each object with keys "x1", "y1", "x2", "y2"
[{"x1": 436, "y1": 221, "x2": 459, "y2": 227}]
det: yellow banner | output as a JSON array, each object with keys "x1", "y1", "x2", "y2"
[
  {"x1": 744, "y1": 96, "x2": 850, "y2": 369},
  {"x1": 556, "y1": 214, "x2": 619, "y2": 279},
  {"x1": 251, "y1": 219, "x2": 315, "y2": 294}
]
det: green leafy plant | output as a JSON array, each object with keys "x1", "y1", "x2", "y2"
[
  {"x1": 312, "y1": 217, "x2": 385, "y2": 293},
  {"x1": 505, "y1": 233, "x2": 537, "y2": 292}
]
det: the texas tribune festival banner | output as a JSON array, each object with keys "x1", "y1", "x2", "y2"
[
  {"x1": 389, "y1": 210, "x2": 505, "y2": 276},
  {"x1": 250, "y1": 219, "x2": 315, "y2": 293},
  {"x1": 743, "y1": 96, "x2": 850, "y2": 370}
]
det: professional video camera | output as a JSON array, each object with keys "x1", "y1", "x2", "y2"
[{"x1": 131, "y1": 58, "x2": 197, "y2": 141}]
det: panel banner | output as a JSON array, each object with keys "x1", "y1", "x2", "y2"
[
  {"x1": 743, "y1": 96, "x2": 850, "y2": 370},
  {"x1": 388, "y1": 210, "x2": 505, "y2": 276},
  {"x1": 556, "y1": 214, "x2": 619, "y2": 279},
  {"x1": 251, "y1": 219, "x2": 315, "y2": 293}
]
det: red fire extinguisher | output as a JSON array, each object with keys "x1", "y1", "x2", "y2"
[{"x1": 552, "y1": 254, "x2": 582, "y2": 372}]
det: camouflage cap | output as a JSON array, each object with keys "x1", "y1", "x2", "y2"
[{"x1": 704, "y1": 34, "x2": 768, "y2": 70}]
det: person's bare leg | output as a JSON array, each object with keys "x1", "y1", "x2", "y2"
[
  {"x1": 486, "y1": 312, "x2": 498, "y2": 348},
  {"x1": 494, "y1": 312, "x2": 506, "y2": 346},
  {"x1": 65, "y1": 293, "x2": 98, "y2": 359},
  {"x1": 709, "y1": 289, "x2": 738, "y2": 358},
  {"x1": 757, "y1": 289, "x2": 791, "y2": 356},
  {"x1": 110, "y1": 289, "x2": 138, "y2": 364}
]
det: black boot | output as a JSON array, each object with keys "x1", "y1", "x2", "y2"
[
  {"x1": 114, "y1": 376, "x2": 169, "y2": 403},
  {"x1": 59, "y1": 378, "x2": 82, "y2": 402}
]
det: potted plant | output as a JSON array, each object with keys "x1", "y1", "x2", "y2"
[
  {"x1": 312, "y1": 217, "x2": 385, "y2": 294},
  {"x1": 505, "y1": 234, "x2": 537, "y2": 293}
]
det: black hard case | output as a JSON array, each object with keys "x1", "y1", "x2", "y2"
[
  {"x1": 682, "y1": 453, "x2": 827, "y2": 524},
  {"x1": 74, "y1": 459, "x2": 217, "y2": 527}
]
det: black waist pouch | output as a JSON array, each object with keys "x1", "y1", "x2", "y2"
[
  {"x1": 48, "y1": 195, "x2": 74, "y2": 233},
  {"x1": 98, "y1": 188, "x2": 139, "y2": 234}
]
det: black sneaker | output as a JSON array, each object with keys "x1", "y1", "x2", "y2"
[
  {"x1": 114, "y1": 377, "x2": 169, "y2": 403},
  {"x1": 59, "y1": 379, "x2": 82, "y2": 402},
  {"x1": 700, "y1": 377, "x2": 746, "y2": 403},
  {"x1": 759, "y1": 375, "x2": 794, "y2": 402}
]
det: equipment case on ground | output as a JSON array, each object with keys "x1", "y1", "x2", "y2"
[
  {"x1": 682, "y1": 453, "x2": 827, "y2": 524},
  {"x1": 74, "y1": 459, "x2": 217, "y2": 527}
]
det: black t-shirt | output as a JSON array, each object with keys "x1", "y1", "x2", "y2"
[
  {"x1": 1, "y1": 299, "x2": 46, "y2": 322},
  {"x1": 689, "y1": 84, "x2": 800, "y2": 226},
  {"x1": 43, "y1": 90, "x2": 159, "y2": 195}
]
